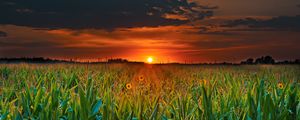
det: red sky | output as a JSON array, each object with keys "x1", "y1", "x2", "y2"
[{"x1": 0, "y1": 0, "x2": 300, "y2": 63}]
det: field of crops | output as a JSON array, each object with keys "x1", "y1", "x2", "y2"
[{"x1": 0, "y1": 63, "x2": 299, "y2": 120}]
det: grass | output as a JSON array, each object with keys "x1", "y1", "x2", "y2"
[{"x1": 0, "y1": 63, "x2": 299, "y2": 120}]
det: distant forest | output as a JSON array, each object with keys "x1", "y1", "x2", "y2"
[
  {"x1": 0, "y1": 56, "x2": 299, "y2": 64},
  {"x1": 240, "y1": 56, "x2": 299, "y2": 64}
]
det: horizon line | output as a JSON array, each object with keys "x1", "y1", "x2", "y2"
[{"x1": 0, "y1": 56, "x2": 299, "y2": 64}]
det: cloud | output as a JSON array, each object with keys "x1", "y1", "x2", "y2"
[
  {"x1": 222, "y1": 15, "x2": 300, "y2": 31},
  {"x1": 196, "y1": 26, "x2": 235, "y2": 35},
  {"x1": 0, "y1": 40, "x2": 61, "y2": 48},
  {"x1": 0, "y1": 31, "x2": 7, "y2": 37},
  {"x1": 0, "y1": 0, "x2": 215, "y2": 30},
  {"x1": 1, "y1": 24, "x2": 299, "y2": 62}
]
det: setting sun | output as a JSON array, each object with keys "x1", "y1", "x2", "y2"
[{"x1": 147, "y1": 57, "x2": 153, "y2": 63}]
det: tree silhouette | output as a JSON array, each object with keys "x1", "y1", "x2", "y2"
[
  {"x1": 107, "y1": 58, "x2": 128, "y2": 63},
  {"x1": 246, "y1": 58, "x2": 254, "y2": 64},
  {"x1": 255, "y1": 56, "x2": 275, "y2": 64},
  {"x1": 264, "y1": 56, "x2": 275, "y2": 64},
  {"x1": 241, "y1": 58, "x2": 254, "y2": 64}
]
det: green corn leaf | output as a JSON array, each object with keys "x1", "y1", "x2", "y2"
[{"x1": 92, "y1": 99, "x2": 103, "y2": 115}]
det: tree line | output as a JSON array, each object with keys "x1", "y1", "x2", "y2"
[
  {"x1": 240, "y1": 56, "x2": 299, "y2": 64},
  {"x1": 0, "y1": 56, "x2": 299, "y2": 64}
]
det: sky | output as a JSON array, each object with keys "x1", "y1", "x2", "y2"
[{"x1": 0, "y1": 0, "x2": 300, "y2": 63}]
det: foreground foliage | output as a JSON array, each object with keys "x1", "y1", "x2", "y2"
[{"x1": 0, "y1": 64, "x2": 299, "y2": 120}]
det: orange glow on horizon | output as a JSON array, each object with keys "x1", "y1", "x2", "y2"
[{"x1": 147, "y1": 57, "x2": 153, "y2": 63}]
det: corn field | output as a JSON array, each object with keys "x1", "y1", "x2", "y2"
[{"x1": 0, "y1": 63, "x2": 299, "y2": 120}]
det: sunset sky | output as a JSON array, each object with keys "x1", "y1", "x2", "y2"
[{"x1": 0, "y1": 0, "x2": 300, "y2": 63}]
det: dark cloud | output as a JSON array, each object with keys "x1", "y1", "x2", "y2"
[
  {"x1": 223, "y1": 15, "x2": 300, "y2": 31},
  {"x1": 196, "y1": 26, "x2": 235, "y2": 35},
  {"x1": 198, "y1": 30, "x2": 234, "y2": 36},
  {"x1": 0, "y1": 46, "x2": 141, "y2": 59},
  {"x1": 197, "y1": 5, "x2": 219, "y2": 10},
  {"x1": 0, "y1": 0, "x2": 215, "y2": 30},
  {"x1": 0, "y1": 31, "x2": 7, "y2": 37},
  {"x1": 0, "y1": 40, "x2": 60, "y2": 48}
]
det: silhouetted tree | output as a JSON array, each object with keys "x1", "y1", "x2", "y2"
[
  {"x1": 246, "y1": 58, "x2": 254, "y2": 64},
  {"x1": 255, "y1": 56, "x2": 275, "y2": 64},
  {"x1": 264, "y1": 56, "x2": 275, "y2": 64},
  {"x1": 241, "y1": 58, "x2": 254, "y2": 64},
  {"x1": 107, "y1": 58, "x2": 128, "y2": 63},
  {"x1": 294, "y1": 59, "x2": 300, "y2": 64},
  {"x1": 255, "y1": 57, "x2": 263, "y2": 64}
]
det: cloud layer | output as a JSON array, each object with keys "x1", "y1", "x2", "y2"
[
  {"x1": 223, "y1": 15, "x2": 300, "y2": 31},
  {"x1": 0, "y1": 0, "x2": 214, "y2": 30},
  {"x1": 1, "y1": 25, "x2": 299, "y2": 62},
  {"x1": 0, "y1": 0, "x2": 300, "y2": 62},
  {"x1": 0, "y1": 31, "x2": 7, "y2": 37}
]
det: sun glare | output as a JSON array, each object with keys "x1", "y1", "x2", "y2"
[{"x1": 147, "y1": 57, "x2": 153, "y2": 63}]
